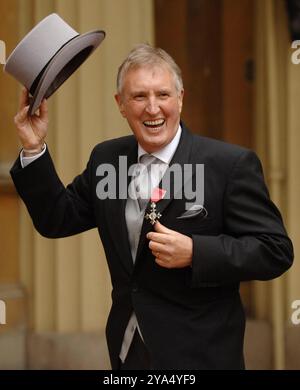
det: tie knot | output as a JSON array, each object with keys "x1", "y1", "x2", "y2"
[{"x1": 139, "y1": 154, "x2": 159, "y2": 167}]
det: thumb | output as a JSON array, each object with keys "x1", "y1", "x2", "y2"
[{"x1": 154, "y1": 221, "x2": 172, "y2": 234}]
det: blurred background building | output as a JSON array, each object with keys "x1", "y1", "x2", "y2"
[{"x1": 0, "y1": 0, "x2": 299, "y2": 370}]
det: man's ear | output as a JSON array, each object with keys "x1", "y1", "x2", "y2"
[
  {"x1": 115, "y1": 94, "x2": 126, "y2": 118},
  {"x1": 178, "y1": 89, "x2": 184, "y2": 114}
]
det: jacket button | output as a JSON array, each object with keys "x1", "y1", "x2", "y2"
[{"x1": 132, "y1": 285, "x2": 138, "y2": 293}]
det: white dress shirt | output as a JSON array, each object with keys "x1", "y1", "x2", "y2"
[{"x1": 20, "y1": 144, "x2": 47, "y2": 168}]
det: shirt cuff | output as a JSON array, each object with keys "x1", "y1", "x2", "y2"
[{"x1": 20, "y1": 143, "x2": 47, "y2": 168}]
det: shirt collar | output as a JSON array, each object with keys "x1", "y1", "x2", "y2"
[{"x1": 138, "y1": 125, "x2": 182, "y2": 164}]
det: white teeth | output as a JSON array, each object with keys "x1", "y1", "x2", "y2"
[{"x1": 143, "y1": 119, "x2": 165, "y2": 127}]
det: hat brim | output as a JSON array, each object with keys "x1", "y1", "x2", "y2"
[{"x1": 29, "y1": 30, "x2": 105, "y2": 115}]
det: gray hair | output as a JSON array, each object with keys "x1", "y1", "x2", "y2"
[{"x1": 116, "y1": 43, "x2": 183, "y2": 95}]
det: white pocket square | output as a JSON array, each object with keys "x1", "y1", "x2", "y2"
[{"x1": 176, "y1": 205, "x2": 208, "y2": 220}]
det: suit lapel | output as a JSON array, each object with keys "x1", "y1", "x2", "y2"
[{"x1": 135, "y1": 125, "x2": 194, "y2": 264}]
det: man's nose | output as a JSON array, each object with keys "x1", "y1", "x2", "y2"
[{"x1": 145, "y1": 98, "x2": 160, "y2": 115}]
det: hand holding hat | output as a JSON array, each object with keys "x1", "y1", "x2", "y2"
[
  {"x1": 14, "y1": 88, "x2": 48, "y2": 155},
  {"x1": 4, "y1": 13, "x2": 105, "y2": 154}
]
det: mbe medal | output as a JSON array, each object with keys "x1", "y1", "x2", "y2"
[
  {"x1": 145, "y1": 202, "x2": 162, "y2": 225},
  {"x1": 145, "y1": 187, "x2": 166, "y2": 225}
]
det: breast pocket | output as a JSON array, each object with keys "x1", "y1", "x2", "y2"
[{"x1": 171, "y1": 214, "x2": 214, "y2": 235}]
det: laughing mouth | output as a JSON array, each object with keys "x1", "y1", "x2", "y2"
[{"x1": 143, "y1": 119, "x2": 165, "y2": 129}]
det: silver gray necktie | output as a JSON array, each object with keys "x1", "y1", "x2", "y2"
[{"x1": 135, "y1": 154, "x2": 158, "y2": 211}]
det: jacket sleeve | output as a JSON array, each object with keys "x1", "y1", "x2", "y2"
[
  {"x1": 191, "y1": 150, "x2": 293, "y2": 286},
  {"x1": 10, "y1": 146, "x2": 96, "y2": 238}
]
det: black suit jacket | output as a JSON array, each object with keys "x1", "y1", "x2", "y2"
[{"x1": 10, "y1": 124, "x2": 293, "y2": 369}]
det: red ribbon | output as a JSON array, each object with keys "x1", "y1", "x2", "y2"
[{"x1": 150, "y1": 187, "x2": 166, "y2": 203}]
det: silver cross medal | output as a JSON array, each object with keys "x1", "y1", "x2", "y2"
[{"x1": 145, "y1": 202, "x2": 162, "y2": 225}]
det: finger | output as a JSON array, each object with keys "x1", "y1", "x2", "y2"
[
  {"x1": 155, "y1": 258, "x2": 171, "y2": 269},
  {"x1": 152, "y1": 251, "x2": 169, "y2": 261},
  {"x1": 154, "y1": 221, "x2": 172, "y2": 234},
  {"x1": 39, "y1": 99, "x2": 48, "y2": 122},
  {"x1": 15, "y1": 105, "x2": 30, "y2": 126},
  {"x1": 147, "y1": 231, "x2": 168, "y2": 244},
  {"x1": 19, "y1": 88, "x2": 29, "y2": 111},
  {"x1": 152, "y1": 248, "x2": 171, "y2": 262},
  {"x1": 149, "y1": 241, "x2": 167, "y2": 253}
]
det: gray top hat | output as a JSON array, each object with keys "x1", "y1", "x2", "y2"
[{"x1": 4, "y1": 13, "x2": 105, "y2": 115}]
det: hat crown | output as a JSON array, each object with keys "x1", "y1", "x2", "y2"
[{"x1": 4, "y1": 13, "x2": 78, "y2": 89}]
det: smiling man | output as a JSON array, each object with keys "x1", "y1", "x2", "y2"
[
  {"x1": 10, "y1": 44, "x2": 293, "y2": 370},
  {"x1": 115, "y1": 60, "x2": 184, "y2": 153}
]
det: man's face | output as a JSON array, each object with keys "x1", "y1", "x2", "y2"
[{"x1": 115, "y1": 65, "x2": 184, "y2": 153}]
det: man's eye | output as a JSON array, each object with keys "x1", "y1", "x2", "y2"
[
  {"x1": 134, "y1": 95, "x2": 145, "y2": 100},
  {"x1": 159, "y1": 93, "x2": 169, "y2": 98}
]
